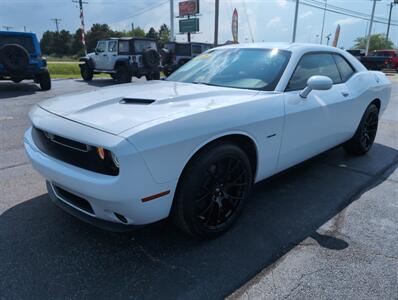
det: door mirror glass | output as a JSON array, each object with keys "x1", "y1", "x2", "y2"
[{"x1": 300, "y1": 75, "x2": 333, "y2": 98}]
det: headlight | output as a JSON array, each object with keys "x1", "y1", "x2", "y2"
[{"x1": 111, "y1": 152, "x2": 119, "y2": 168}]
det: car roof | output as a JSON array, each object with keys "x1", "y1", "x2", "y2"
[
  {"x1": 108, "y1": 37, "x2": 155, "y2": 41},
  {"x1": 215, "y1": 42, "x2": 343, "y2": 52},
  {"x1": 0, "y1": 31, "x2": 36, "y2": 37}
]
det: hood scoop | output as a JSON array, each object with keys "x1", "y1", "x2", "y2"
[{"x1": 119, "y1": 98, "x2": 155, "y2": 105}]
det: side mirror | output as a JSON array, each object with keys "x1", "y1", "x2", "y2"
[{"x1": 300, "y1": 75, "x2": 333, "y2": 98}]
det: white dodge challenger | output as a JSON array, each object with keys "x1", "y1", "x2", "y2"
[{"x1": 24, "y1": 43, "x2": 391, "y2": 238}]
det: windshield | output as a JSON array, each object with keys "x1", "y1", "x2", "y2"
[
  {"x1": 166, "y1": 48, "x2": 291, "y2": 90},
  {"x1": 0, "y1": 35, "x2": 35, "y2": 53}
]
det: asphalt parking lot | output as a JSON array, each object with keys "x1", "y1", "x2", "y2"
[{"x1": 0, "y1": 77, "x2": 397, "y2": 299}]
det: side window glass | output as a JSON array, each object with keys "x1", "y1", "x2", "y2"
[
  {"x1": 96, "y1": 41, "x2": 106, "y2": 53},
  {"x1": 192, "y1": 45, "x2": 202, "y2": 55},
  {"x1": 287, "y1": 53, "x2": 341, "y2": 91},
  {"x1": 108, "y1": 41, "x2": 117, "y2": 52},
  {"x1": 333, "y1": 55, "x2": 355, "y2": 82},
  {"x1": 118, "y1": 41, "x2": 130, "y2": 54}
]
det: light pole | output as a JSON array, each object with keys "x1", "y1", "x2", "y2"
[
  {"x1": 366, "y1": 0, "x2": 380, "y2": 55},
  {"x1": 292, "y1": 0, "x2": 299, "y2": 42},
  {"x1": 386, "y1": 1, "x2": 397, "y2": 41},
  {"x1": 170, "y1": 0, "x2": 175, "y2": 41},
  {"x1": 320, "y1": 0, "x2": 327, "y2": 44}
]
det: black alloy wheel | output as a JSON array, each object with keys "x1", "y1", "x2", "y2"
[
  {"x1": 172, "y1": 143, "x2": 253, "y2": 238},
  {"x1": 344, "y1": 103, "x2": 379, "y2": 155}
]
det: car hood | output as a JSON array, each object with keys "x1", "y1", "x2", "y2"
[{"x1": 38, "y1": 80, "x2": 263, "y2": 135}]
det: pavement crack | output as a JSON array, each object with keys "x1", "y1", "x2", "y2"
[
  {"x1": 0, "y1": 162, "x2": 29, "y2": 171},
  {"x1": 282, "y1": 268, "x2": 324, "y2": 299}
]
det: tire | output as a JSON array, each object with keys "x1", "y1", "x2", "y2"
[
  {"x1": 142, "y1": 49, "x2": 160, "y2": 69},
  {"x1": 11, "y1": 77, "x2": 23, "y2": 83},
  {"x1": 38, "y1": 70, "x2": 51, "y2": 91},
  {"x1": 115, "y1": 65, "x2": 131, "y2": 83},
  {"x1": 172, "y1": 143, "x2": 253, "y2": 238},
  {"x1": 0, "y1": 44, "x2": 29, "y2": 72},
  {"x1": 80, "y1": 63, "x2": 93, "y2": 81},
  {"x1": 343, "y1": 103, "x2": 379, "y2": 155}
]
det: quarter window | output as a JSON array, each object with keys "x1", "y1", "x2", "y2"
[
  {"x1": 287, "y1": 53, "x2": 341, "y2": 91},
  {"x1": 333, "y1": 54, "x2": 355, "y2": 82}
]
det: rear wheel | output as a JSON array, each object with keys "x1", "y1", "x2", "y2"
[
  {"x1": 38, "y1": 70, "x2": 51, "y2": 91},
  {"x1": 80, "y1": 63, "x2": 93, "y2": 81},
  {"x1": 343, "y1": 103, "x2": 379, "y2": 155},
  {"x1": 172, "y1": 143, "x2": 253, "y2": 238},
  {"x1": 115, "y1": 65, "x2": 131, "y2": 83}
]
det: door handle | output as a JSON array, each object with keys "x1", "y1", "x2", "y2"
[
  {"x1": 103, "y1": 54, "x2": 108, "y2": 57},
  {"x1": 341, "y1": 91, "x2": 349, "y2": 97}
]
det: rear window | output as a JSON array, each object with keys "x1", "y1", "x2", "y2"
[
  {"x1": 0, "y1": 35, "x2": 35, "y2": 53},
  {"x1": 134, "y1": 40, "x2": 157, "y2": 53},
  {"x1": 175, "y1": 44, "x2": 191, "y2": 56}
]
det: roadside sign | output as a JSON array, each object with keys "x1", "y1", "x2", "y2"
[
  {"x1": 179, "y1": 0, "x2": 199, "y2": 17},
  {"x1": 179, "y1": 18, "x2": 199, "y2": 33}
]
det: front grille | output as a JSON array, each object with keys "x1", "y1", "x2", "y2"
[
  {"x1": 53, "y1": 184, "x2": 94, "y2": 214},
  {"x1": 32, "y1": 127, "x2": 119, "y2": 176}
]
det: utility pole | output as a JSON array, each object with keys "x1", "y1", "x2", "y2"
[
  {"x1": 51, "y1": 18, "x2": 61, "y2": 33},
  {"x1": 3, "y1": 26, "x2": 13, "y2": 31},
  {"x1": 292, "y1": 0, "x2": 299, "y2": 42},
  {"x1": 366, "y1": 0, "x2": 380, "y2": 55},
  {"x1": 386, "y1": 1, "x2": 397, "y2": 41},
  {"x1": 214, "y1": 0, "x2": 219, "y2": 46},
  {"x1": 170, "y1": 0, "x2": 175, "y2": 41},
  {"x1": 72, "y1": 0, "x2": 88, "y2": 55},
  {"x1": 24, "y1": 26, "x2": 27, "y2": 32},
  {"x1": 320, "y1": 0, "x2": 327, "y2": 44}
]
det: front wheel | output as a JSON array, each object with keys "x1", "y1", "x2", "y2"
[
  {"x1": 80, "y1": 63, "x2": 93, "y2": 81},
  {"x1": 38, "y1": 70, "x2": 51, "y2": 91},
  {"x1": 343, "y1": 103, "x2": 379, "y2": 155},
  {"x1": 172, "y1": 143, "x2": 253, "y2": 238}
]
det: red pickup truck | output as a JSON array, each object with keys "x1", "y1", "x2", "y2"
[{"x1": 361, "y1": 49, "x2": 398, "y2": 72}]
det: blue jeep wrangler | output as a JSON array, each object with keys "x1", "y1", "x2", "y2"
[{"x1": 0, "y1": 31, "x2": 51, "y2": 90}]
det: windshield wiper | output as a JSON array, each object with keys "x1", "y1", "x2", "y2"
[{"x1": 192, "y1": 81, "x2": 220, "y2": 87}]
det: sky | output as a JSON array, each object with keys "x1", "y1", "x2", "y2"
[{"x1": 0, "y1": 0, "x2": 397, "y2": 49}]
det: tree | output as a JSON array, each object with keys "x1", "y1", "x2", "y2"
[
  {"x1": 353, "y1": 34, "x2": 395, "y2": 52},
  {"x1": 146, "y1": 27, "x2": 159, "y2": 41},
  {"x1": 40, "y1": 31, "x2": 56, "y2": 55},
  {"x1": 158, "y1": 23, "x2": 171, "y2": 44},
  {"x1": 85, "y1": 24, "x2": 113, "y2": 52},
  {"x1": 71, "y1": 28, "x2": 85, "y2": 57}
]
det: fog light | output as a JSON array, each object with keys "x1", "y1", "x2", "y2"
[{"x1": 96, "y1": 147, "x2": 105, "y2": 160}]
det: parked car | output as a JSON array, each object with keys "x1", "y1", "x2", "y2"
[
  {"x1": 0, "y1": 31, "x2": 51, "y2": 90},
  {"x1": 25, "y1": 43, "x2": 391, "y2": 238},
  {"x1": 360, "y1": 49, "x2": 398, "y2": 72},
  {"x1": 346, "y1": 49, "x2": 364, "y2": 61},
  {"x1": 162, "y1": 42, "x2": 212, "y2": 76},
  {"x1": 79, "y1": 37, "x2": 161, "y2": 83}
]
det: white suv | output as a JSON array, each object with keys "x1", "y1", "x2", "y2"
[{"x1": 79, "y1": 38, "x2": 161, "y2": 83}]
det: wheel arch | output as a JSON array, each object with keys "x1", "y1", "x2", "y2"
[
  {"x1": 370, "y1": 98, "x2": 381, "y2": 112},
  {"x1": 114, "y1": 59, "x2": 129, "y2": 69},
  {"x1": 178, "y1": 132, "x2": 259, "y2": 185}
]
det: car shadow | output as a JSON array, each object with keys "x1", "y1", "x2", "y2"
[
  {"x1": 1, "y1": 143, "x2": 397, "y2": 299},
  {"x1": 0, "y1": 81, "x2": 40, "y2": 99}
]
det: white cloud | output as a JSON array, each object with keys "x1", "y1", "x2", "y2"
[
  {"x1": 299, "y1": 11, "x2": 313, "y2": 19},
  {"x1": 266, "y1": 16, "x2": 281, "y2": 28},
  {"x1": 334, "y1": 18, "x2": 361, "y2": 26}
]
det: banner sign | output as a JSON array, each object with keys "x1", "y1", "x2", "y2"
[
  {"x1": 232, "y1": 8, "x2": 238, "y2": 43},
  {"x1": 179, "y1": 0, "x2": 199, "y2": 17},
  {"x1": 179, "y1": 18, "x2": 199, "y2": 33}
]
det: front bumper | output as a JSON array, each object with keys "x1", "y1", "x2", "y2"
[{"x1": 24, "y1": 108, "x2": 177, "y2": 228}]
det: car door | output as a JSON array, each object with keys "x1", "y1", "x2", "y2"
[
  {"x1": 104, "y1": 40, "x2": 118, "y2": 70},
  {"x1": 94, "y1": 41, "x2": 107, "y2": 70},
  {"x1": 277, "y1": 52, "x2": 352, "y2": 172}
]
